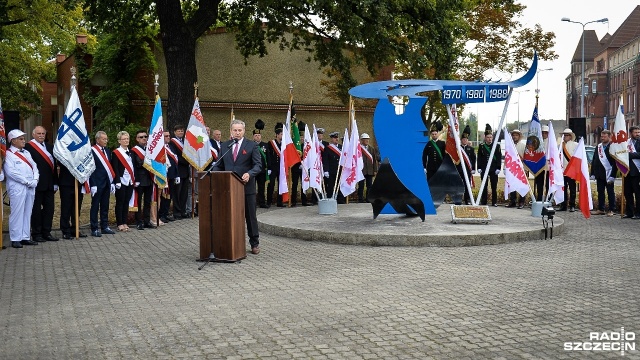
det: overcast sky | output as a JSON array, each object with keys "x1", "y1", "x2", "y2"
[{"x1": 473, "y1": 0, "x2": 637, "y2": 132}]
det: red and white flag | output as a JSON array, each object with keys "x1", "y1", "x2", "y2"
[
  {"x1": 546, "y1": 121, "x2": 565, "y2": 204},
  {"x1": 563, "y1": 138, "x2": 593, "y2": 218},
  {"x1": 311, "y1": 124, "x2": 324, "y2": 195},
  {"x1": 301, "y1": 124, "x2": 315, "y2": 191},
  {"x1": 503, "y1": 128, "x2": 530, "y2": 199},
  {"x1": 609, "y1": 100, "x2": 629, "y2": 176},
  {"x1": 278, "y1": 106, "x2": 301, "y2": 202},
  {"x1": 339, "y1": 116, "x2": 365, "y2": 197}
]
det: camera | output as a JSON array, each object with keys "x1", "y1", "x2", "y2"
[{"x1": 541, "y1": 206, "x2": 555, "y2": 218}]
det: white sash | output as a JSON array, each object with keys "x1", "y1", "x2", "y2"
[
  {"x1": 270, "y1": 140, "x2": 281, "y2": 157},
  {"x1": 597, "y1": 143, "x2": 612, "y2": 179},
  {"x1": 361, "y1": 145, "x2": 373, "y2": 163},
  {"x1": 628, "y1": 139, "x2": 640, "y2": 170}
]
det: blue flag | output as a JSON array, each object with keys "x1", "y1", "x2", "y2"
[
  {"x1": 143, "y1": 97, "x2": 168, "y2": 188},
  {"x1": 522, "y1": 104, "x2": 546, "y2": 176}
]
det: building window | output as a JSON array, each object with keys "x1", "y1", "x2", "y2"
[{"x1": 592, "y1": 80, "x2": 597, "y2": 93}]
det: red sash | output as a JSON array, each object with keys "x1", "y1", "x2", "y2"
[
  {"x1": 270, "y1": 140, "x2": 281, "y2": 157},
  {"x1": 171, "y1": 138, "x2": 184, "y2": 151},
  {"x1": 9, "y1": 149, "x2": 33, "y2": 170},
  {"x1": 113, "y1": 148, "x2": 136, "y2": 184},
  {"x1": 328, "y1": 144, "x2": 341, "y2": 157},
  {"x1": 131, "y1": 146, "x2": 145, "y2": 160},
  {"x1": 28, "y1": 140, "x2": 54, "y2": 171},
  {"x1": 210, "y1": 148, "x2": 218, "y2": 160},
  {"x1": 165, "y1": 145, "x2": 178, "y2": 164},
  {"x1": 92, "y1": 145, "x2": 116, "y2": 182},
  {"x1": 361, "y1": 145, "x2": 373, "y2": 163}
]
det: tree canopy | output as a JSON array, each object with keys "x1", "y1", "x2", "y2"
[{"x1": 0, "y1": 0, "x2": 86, "y2": 114}]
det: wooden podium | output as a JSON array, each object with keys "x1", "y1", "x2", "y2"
[{"x1": 197, "y1": 171, "x2": 246, "y2": 262}]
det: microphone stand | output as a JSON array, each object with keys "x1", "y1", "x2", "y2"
[
  {"x1": 199, "y1": 139, "x2": 238, "y2": 180},
  {"x1": 197, "y1": 138, "x2": 239, "y2": 270}
]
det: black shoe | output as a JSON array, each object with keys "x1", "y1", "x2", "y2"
[
  {"x1": 160, "y1": 217, "x2": 170, "y2": 223},
  {"x1": 137, "y1": 224, "x2": 145, "y2": 230},
  {"x1": 182, "y1": 213, "x2": 189, "y2": 218},
  {"x1": 21, "y1": 240, "x2": 38, "y2": 246},
  {"x1": 91, "y1": 230, "x2": 102, "y2": 237},
  {"x1": 101, "y1": 227, "x2": 116, "y2": 235},
  {"x1": 517, "y1": 204, "x2": 524, "y2": 209},
  {"x1": 569, "y1": 207, "x2": 576, "y2": 212},
  {"x1": 78, "y1": 232, "x2": 88, "y2": 238},
  {"x1": 44, "y1": 234, "x2": 59, "y2": 241},
  {"x1": 302, "y1": 203, "x2": 312, "y2": 206},
  {"x1": 634, "y1": 215, "x2": 640, "y2": 220},
  {"x1": 11, "y1": 242, "x2": 23, "y2": 248},
  {"x1": 276, "y1": 204, "x2": 285, "y2": 207},
  {"x1": 62, "y1": 234, "x2": 72, "y2": 240},
  {"x1": 492, "y1": 204, "x2": 498, "y2": 207},
  {"x1": 144, "y1": 223, "x2": 157, "y2": 229},
  {"x1": 33, "y1": 236, "x2": 47, "y2": 243},
  {"x1": 165, "y1": 215, "x2": 175, "y2": 221},
  {"x1": 259, "y1": 204, "x2": 269, "y2": 208}
]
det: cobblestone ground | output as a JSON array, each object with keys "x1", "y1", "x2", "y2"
[{"x1": 0, "y1": 209, "x2": 638, "y2": 359}]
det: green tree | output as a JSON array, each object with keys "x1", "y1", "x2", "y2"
[
  {"x1": 0, "y1": 0, "x2": 86, "y2": 114},
  {"x1": 83, "y1": 0, "x2": 557, "y2": 134}
]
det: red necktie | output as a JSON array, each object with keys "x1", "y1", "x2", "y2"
[{"x1": 233, "y1": 142, "x2": 239, "y2": 161}]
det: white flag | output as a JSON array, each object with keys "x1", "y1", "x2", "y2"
[
  {"x1": 53, "y1": 86, "x2": 96, "y2": 183},
  {"x1": 609, "y1": 100, "x2": 630, "y2": 176},
  {"x1": 503, "y1": 128, "x2": 530, "y2": 198},
  {"x1": 301, "y1": 123, "x2": 315, "y2": 191},
  {"x1": 339, "y1": 117, "x2": 365, "y2": 197},
  {"x1": 183, "y1": 98, "x2": 213, "y2": 171},
  {"x1": 546, "y1": 121, "x2": 565, "y2": 204},
  {"x1": 310, "y1": 124, "x2": 324, "y2": 194}
]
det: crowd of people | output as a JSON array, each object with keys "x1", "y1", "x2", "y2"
[{"x1": 1, "y1": 119, "x2": 381, "y2": 253}]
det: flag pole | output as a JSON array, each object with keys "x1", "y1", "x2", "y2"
[
  {"x1": 446, "y1": 104, "x2": 475, "y2": 205},
  {"x1": 287, "y1": 81, "x2": 294, "y2": 207},
  {"x1": 70, "y1": 68, "x2": 81, "y2": 239},
  {"x1": 475, "y1": 88, "x2": 514, "y2": 205},
  {"x1": 190, "y1": 83, "x2": 198, "y2": 218},
  {"x1": 333, "y1": 99, "x2": 351, "y2": 200}
]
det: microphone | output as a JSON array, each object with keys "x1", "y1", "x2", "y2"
[{"x1": 200, "y1": 138, "x2": 238, "y2": 179}]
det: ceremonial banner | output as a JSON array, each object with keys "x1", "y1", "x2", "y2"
[
  {"x1": 503, "y1": 128, "x2": 530, "y2": 198},
  {"x1": 340, "y1": 117, "x2": 365, "y2": 197},
  {"x1": 609, "y1": 102, "x2": 629, "y2": 176},
  {"x1": 564, "y1": 138, "x2": 593, "y2": 218},
  {"x1": 0, "y1": 98, "x2": 6, "y2": 157},
  {"x1": 445, "y1": 104, "x2": 460, "y2": 165},
  {"x1": 301, "y1": 123, "x2": 316, "y2": 191},
  {"x1": 144, "y1": 98, "x2": 168, "y2": 188},
  {"x1": 546, "y1": 121, "x2": 565, "y2": 205},
  {"x1": 522, "y1": 105, "x2": 546, "y2": 176},
  {"x1": 309, "y1": 124, "x2": 324, "y2": 192},
  {"x1": 183, "y1": 98, "x2": 213, "y2": 171},
  {"x1": 279, "y1": 106, "x2": 301, "y2": 201},
  {"x1": 53, "y1": 86, "x2": 96, "y2": 183}
]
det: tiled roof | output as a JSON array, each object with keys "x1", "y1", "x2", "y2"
[{"x1": 571, "y1": 30, "x2": 602, "y2": 62}]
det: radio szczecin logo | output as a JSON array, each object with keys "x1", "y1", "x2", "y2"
[{"x1": 565, "y1": 328, "x2": 636, "y2": 355}]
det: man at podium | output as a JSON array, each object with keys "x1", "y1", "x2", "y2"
[{"x1": 213, "y1": 119, "x2": 263, "y2": 254}]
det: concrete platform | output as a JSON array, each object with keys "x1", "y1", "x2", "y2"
[{"x1": 258, "y1": 203, "x2": 564, "y2": 246}]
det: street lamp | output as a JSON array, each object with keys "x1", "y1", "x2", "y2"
[
  {"x1": 561, "y1": 17, "x2": 608, "y2": 118},
  {"x1": 535, "y1": 68, "x2": 553, "y2": 99},
  {"x1": 514, "y1": 89, "x2": 530, "y2": 130}
]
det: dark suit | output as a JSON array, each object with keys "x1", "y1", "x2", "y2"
[
  {"x1": 460, "y1": 143, "x2": 476, "y2": 204},
  {"x1": 25, "y1": 140, "x2": 58, "y2": 238},
  {"x1": 422, "y1": 139, "x2": 446, "y2": 180},
  {"x1": 322, "y1": 143, "x2": 345, "y2": 203},
  {"x1": 266, "y1": 139, "x2": 283, "y2": 206},
  {"x1": 590, "y1": 142, "x2": 617, "y2": 212},
  {"x1": 58, "y1": 163, "x2": 84, "y2": 236},
  {"x1": 169, "y1": 137, "x2": 190, "y2": 217},
  {"x1": 89, "y1": 146, "x2": 114, "y2": 231},
  {"x1": 131, "y1": 145, "x2": 153, "y2": 225},
  {"x1": 477, "y1": 141, "x2": 501, "y2": 206},
  {"x1": 162, "y1": 146, "x2": 179, "y2": 219},
  {"x1": 213, "y1": 138, "x2": 262, "y2": 248},
  {"x1": 256, "y1": 141, "x2": 269, "y2": 207},
  {"x1": 625, "y1": 137, "x2": 640, "y2": 216},
  {"x1": 111, "y1": 148, "x2": 135, "y2": 226}
]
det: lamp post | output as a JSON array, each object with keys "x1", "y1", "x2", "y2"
[
  {"x1": 535, "y1": 68, "x2": 553, "y2": 100},
  {"x1": 561, "y1": 17, "x2": 608, "y2": 118}
]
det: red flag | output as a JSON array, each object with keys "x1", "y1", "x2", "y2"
[
  {"x1": 563, "y1": 138, "x2": 593, "y2": 219},
  {"x1": 0, "y1": 99, "x2": 6, "y2": 157},
  {"x1": 445, "y1": 104, "x2": 460, "y2": 164}
]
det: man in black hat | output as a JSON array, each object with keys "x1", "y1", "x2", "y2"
[
  {"x1": 323, "y1": 131, "x2": 345, "y2": 203},
  {"x1": 477, "y1": 124, "x2": 501, "y2": 206},
  {"x1": 266, "y1": 123, "x2": 284, "y2": 207},
  {"x1": 422, "y1": 122, "x2": 445, "y2": 180},
  {"x1": 459, "y1": 125, "x2": 476, "y2": 205},
  {"x1": 253, "y1": 119, "x2": 269, "y2": 208}
]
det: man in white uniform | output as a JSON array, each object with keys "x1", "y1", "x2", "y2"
[{"x1": 3, "y1": 129, "x2": 40, "y2": 248}]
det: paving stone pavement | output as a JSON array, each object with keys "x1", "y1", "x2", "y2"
[{"x1": 0, "y1": 208, "x2": 639, "y2": 359}]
